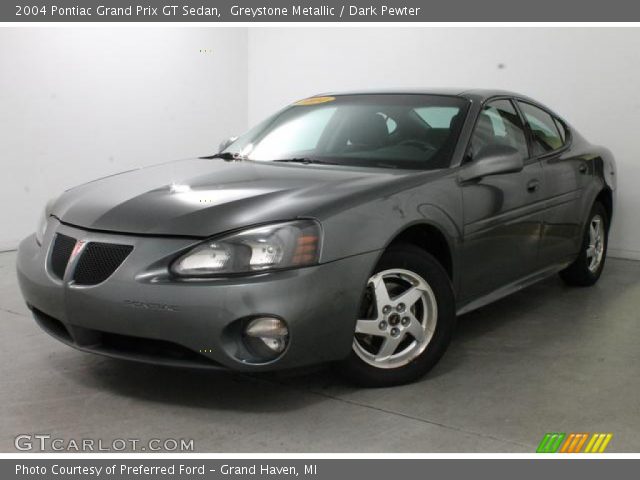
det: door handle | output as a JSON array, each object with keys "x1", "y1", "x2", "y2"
[
  {"x1": 527, "y1": 179, "x2": 540, "y2": 192},
  {"x1": 579, "y1": 163, "x2": 588, "y2": 174}
]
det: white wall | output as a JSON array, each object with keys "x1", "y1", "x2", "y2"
[
  {"x1": 248, "y1": 28, "x2": 640, "y2": 259},
  {"x1": 3, "y1": 27, "x2": 640, "y2": 258},
  {"x1": 0, "y1": 28, "x2": 247, "y2": 250}
]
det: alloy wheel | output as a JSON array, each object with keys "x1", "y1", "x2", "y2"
[
  {"x1": 353, "y1": 268, "x2": 438, "y2": 369},
  {"x1": 587, "y1": 214, "x2": 605, "y2": 273}
]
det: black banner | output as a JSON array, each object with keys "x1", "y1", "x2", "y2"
[
  {"x1": 3, "y1": 0, "x2": 640, "y2": 22},
  {"x1": 5, "y1": 459, "x2": 640, "y2": 480}
]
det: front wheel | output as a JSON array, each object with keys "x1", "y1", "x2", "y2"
[
  {"x1": 559, "y1": 202, "x2": 609, "y2": 287},
  {"x1": 341, "y1": 244, "x2": 456, "y2": 387}
]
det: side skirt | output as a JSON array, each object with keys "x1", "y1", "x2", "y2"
[{"x1": 455, "y1": 261, "x2": 572, "y2": 316}]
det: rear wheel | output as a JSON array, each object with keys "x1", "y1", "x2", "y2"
[
  {"x1": 559, "y1": 202, "x2": 609, "y2": 286},
  {"x1": 341, "y1": 244, "x2": 456, "y2": 387}
]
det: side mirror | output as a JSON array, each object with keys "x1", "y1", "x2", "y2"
[
  {"x1": 459, "y1": 144, "x2": 524, "y2": 182},
  {"x1": 218, "y1": 136, "x2": 237, "y2": 153}
]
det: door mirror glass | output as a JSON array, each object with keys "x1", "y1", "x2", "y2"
[{"x1": 460, "y1": 144, "x2": 524, "y2": 182}]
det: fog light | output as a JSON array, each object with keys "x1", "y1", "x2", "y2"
[{"x1": 243, "y1": 317, "x2": 289, "y2": 360}]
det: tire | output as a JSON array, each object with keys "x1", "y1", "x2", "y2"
[
  {"x1": 340, "y1": 243, "x2": 456, "y2": 387},
  {"x1": 559, "y1": 202, "x2": 609, "y2": 287}
]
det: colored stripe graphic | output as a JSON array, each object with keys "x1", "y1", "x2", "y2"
[
  {"x1": 560, "y1": 433, "x2": 589, "y2": 453},
  {"x1": 584, "y1": 433, "x2": 613, "y2": 453},
  {"x1": 537, "y1": 433, "x2": 613, "y2": 453},
  {"x1": 536, "y1": 433, "x2": 566, "y2": 453}
]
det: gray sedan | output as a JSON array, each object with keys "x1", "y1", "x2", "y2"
[{"x1": 17, "y1": 90, "x2": 616, "y2": 386}]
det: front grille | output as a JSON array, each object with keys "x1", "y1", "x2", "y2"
[
  {"x1": 50, "y1": 233, "x2": 76, "y2": 279},
  {"x1": 73, "y1": 242, "x2": 133, "y2": 286}
]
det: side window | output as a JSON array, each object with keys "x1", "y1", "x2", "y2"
[
  {"x1": 469, "y1": 99, "x2": 528, "y2": 160},
  {"x1": 518, "y1": 102, "x2": 564, "y2": 155}
]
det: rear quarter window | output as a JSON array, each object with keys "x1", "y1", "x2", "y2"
[
  {"x1": 554, "y1": 117, "x2": 568, "y2": 143},
  {"x1": 518, "y1": 101, "x2": 566, "y2": 155}
]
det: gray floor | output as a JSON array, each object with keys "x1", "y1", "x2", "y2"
[{"x1": 1, "y1": 250, "x2": 639, "y2": 453}]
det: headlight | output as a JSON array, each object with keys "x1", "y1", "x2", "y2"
[
  {"x1": 171, "y1": 220, "x2": 322, "y2": 277},
  {"x1": 35, "y1": 209, "x2": 48, "y2": 246}
]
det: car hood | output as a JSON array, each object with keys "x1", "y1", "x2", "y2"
[{"x1": 51, "y1": 158, "x2": 419, "y2": 237}]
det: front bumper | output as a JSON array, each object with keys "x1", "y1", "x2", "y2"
[{"x1": 16, "y1": 219, "x2": 378, "y2": 371}]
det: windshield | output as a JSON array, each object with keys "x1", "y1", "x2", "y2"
[{"x1": 223, "y1": 94, "x2": 470, "y2": 170}]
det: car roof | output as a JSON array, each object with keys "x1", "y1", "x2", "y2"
[{"x1": 318, "y1": 88, "x2": 533, "y2": 102}]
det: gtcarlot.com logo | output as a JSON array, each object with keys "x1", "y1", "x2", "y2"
[
  {"x1": 14, "y1": 434, "x2": 194, "y2": 452},
  {"x1": 536, "y1": 432, "x2": 613, "y2": 453}
]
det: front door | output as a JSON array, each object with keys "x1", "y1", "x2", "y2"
[{"x1": 459, "y1": 99, "x2": 544, "y2": 302}]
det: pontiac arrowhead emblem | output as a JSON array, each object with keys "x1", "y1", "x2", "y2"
[{"x1": 70, "y1": 240, "x2": 86, "y2": 260}]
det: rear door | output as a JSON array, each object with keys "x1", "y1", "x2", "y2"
[
  {"x1": 459, "y1": 99, "x2": 544, "y2": 302},
  {"x1": 516, "y1": 101, "x2": 585, "y2": 265}
]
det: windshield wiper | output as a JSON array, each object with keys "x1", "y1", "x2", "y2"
[
  {"x1": 204, "y1": 154, "x2": 338, "y2": 165},
  {"x1": 204, "y1": 152, "x2": 246, "y2": 161},
  {"x1": 273, "y1": 158, "x2": 339, "y2": 165}
]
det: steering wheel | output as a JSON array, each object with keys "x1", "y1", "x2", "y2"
[{"x1": 397, "y1": 139, "x2": 438, "y2": 152}]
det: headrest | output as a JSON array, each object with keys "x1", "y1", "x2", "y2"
[{"x1": 347, "y1": 111, "x2": 389, "y2": 148}]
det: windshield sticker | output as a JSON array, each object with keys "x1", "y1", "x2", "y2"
[{"x1": 294, "y1": 96, "x2": 336, "y2": 106}]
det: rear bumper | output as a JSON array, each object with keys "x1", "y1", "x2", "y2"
[{"x1": 16, "y1": 220, "x2": 378, "y2": 371}]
